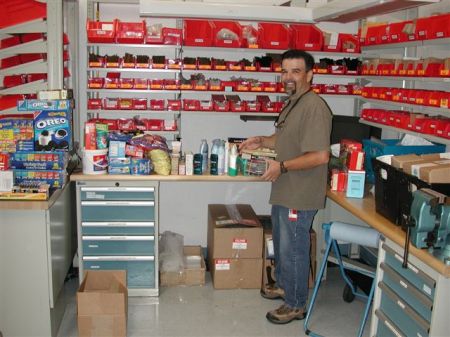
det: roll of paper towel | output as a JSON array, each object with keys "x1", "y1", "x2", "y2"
[{"x1": 330, "y1": 222, "x2": 380, "y2": 248}]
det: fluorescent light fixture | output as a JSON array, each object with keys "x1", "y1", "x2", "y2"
[
  {"x1": 139, "y1": 0, "x2": 314, "y2": 23},
  {"x1": 313, "y1": 0, "x2": 441, "y2": 23}
]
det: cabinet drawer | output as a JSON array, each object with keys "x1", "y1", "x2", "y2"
[
  {"x1": 383, "y1": 244, "x2": 435, "y2": 300},
  {"x1": 381, "y1": 262, "x2": 433, "y2": 322},
  {"x1": 375, "y1": 309, "x2": 406, "y2": 337},
  {"x1": 83, "y1": 256, "x2": 155, "y2": 288},
  {"x1": 379, "y1": 281, "x2": 430, "y2": 337},
  {"x1": 80, "y1": 186, "x2": 155, "y2": 201},
  {"x1": 82, "y1": 235, "x2": 155, "y2": 256},
  {"x1": 81, "y1": 201, "x2": 155, "y2": 222},
  {"x1": 82, "y1": 222, "x2": 155, "y2": 236}
]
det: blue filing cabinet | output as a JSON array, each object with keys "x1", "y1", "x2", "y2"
[
  {"x1": 76, "y1": 180, "x2": 159, "y2": 296},
  {"x1": 371, "y1": 240, "x2": 449, "y2": 337}
]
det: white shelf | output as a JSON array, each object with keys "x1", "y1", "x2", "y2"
[
  {"x1": 361, "y1": 37, "x2": 450, "y2": 51},
  {"x1": 0, "y1": 60, "x2": 48, "y2": 76},
  {"x1": 88, "y1": 67, "x2": 179, "y2": 74},
  {"x1": 87, "y1": 43, "x2": 178, "y2": 49},
  {"x1": 181, "y1": 111, "x2": 279, "y2": 117},
  {"x1": 0, "y1": 38, "x2": 47, "y2": 58},
  {"x1": 87, "y1": 109, "x2": 179, "y2": 116},
  {"x1": 359, "y1": 119, "x2": 449, "y2": 145},
  {"x1": 143, "y1": 130, "x2": 179, "y2": 136},
  {"x1": 0, "y1": 80, "x2": 47, "y2": 95},
  {"x1": 360, "y1": 97, "x2": 450, "y2": 117},
  {"x1": 86, "y1": 89, "x2": 179, "y2": 94},
  {"x1": 0, "y1": 19, "x2": 47, "y2": 36},
  {"x1": 362, "y1": 76, "x2": 450, "y2": 83}
]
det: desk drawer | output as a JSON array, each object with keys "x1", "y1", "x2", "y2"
[
  {"x1": 383, "y1": 244, "x2": 435, "y2": 300},
  {"x1": 83, "y1": 256, "x2": 155, "y2": 288},
  {"x1": 82, "y1": 235, "x2": 155, "y2": 256},
  {"x1": 81, "y1": 201, "x2": 155, "y2": 222},
  {"x1": 82, "y1": 222, "x2": 155, "y2": 236},
  {"x1": 381, "y1": 262, "x2": 433, "y2": 322},
  {"x1": 375, "y1": 309, "x2": 406, "y2": 337},
  {"x1": 379, "y1": 281, "x2": 430, "y2": 337},
  {"x1": 80, "y1": 186, "x2": 155, "y2": 201}
]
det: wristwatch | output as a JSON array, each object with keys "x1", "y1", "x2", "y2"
[{"x1": 280, "y1": 161, "x2": 288, "y2": 174}]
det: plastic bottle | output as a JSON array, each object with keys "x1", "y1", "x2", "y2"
[
  {"x1": 217, "y1": 140, "x2": 225, "y2": 175},
  {"x1": 228, "y1": 144, "x2": 238, "y2": 176},
  {"x1": 199, "y1": 139, "x2": 208, "y2": 174}
]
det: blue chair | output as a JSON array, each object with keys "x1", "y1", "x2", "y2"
[{"x1": 304, "y1": 222, "x2": 381, "y2": 337}]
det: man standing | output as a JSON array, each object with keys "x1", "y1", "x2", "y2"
[{"x1": 239, "y1": 50, "x2": 332, "y2": 324}]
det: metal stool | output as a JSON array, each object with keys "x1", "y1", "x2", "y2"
[{"x1": 304, "y1": 222, "x2": 381, "y2": 337}]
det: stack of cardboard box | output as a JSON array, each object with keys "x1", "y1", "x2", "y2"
[{"x1": 207, "y1": 204, "x2": 263, "y2": 289}]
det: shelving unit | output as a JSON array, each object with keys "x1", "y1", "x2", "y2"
[
  {"x1": 0, "y1": 1, "x2": 64, "y2": 113},
  {"x1": 359, "y1": 97, "x2": 449, "y2": 116}
]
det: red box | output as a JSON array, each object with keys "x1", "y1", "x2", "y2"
[
  {"x1": 116, "y1": 20, "x2": 146, "y2": 44},
  {"x1": 164, "y1": 119, "x2": 177, "y2": 131},
  {"x1": 236, "y1": 81, "x2": 250, "y2": 92},
  {"x1": 88, "y1": 98, "x2": 102, "y2": 110},
  {"x1": 183, "y1": 99, "x2": 200, "y2": 111},
  {"x1": 388, "y1": 21, "x2": 414, "y2": 43},
  {"x1": 118, "y1": 98, "x2": 133, "y2": 110},
  {"x1": 262, "y1": 82, "x2": 278, "y2": 92},
  {"x1": 88, "y1": 77, "x2": 104, "y2": 89},
  {"x1": 104, "y1": 77, "x2": 120, "y2": 89},
  {"x1": 145, "y1": 119, "x2": 164, "y2": 131},
  {"x1": 213, "y1": 100, "x2": 230, "y2": 112},
  {"x1": 0, "y1": 153, "x2": 10, "y2": 171},
  {"x1": 119, "y1": 78, "x2": 134, "y2": 89},
  {"x1": 323, "y1": 84, "x2": 338, "y2": 94},
  {"x1": 167, "y1": 99, "x2": 181, "y2": 111},
  {"x1": 208, "y1": 81, "x2": 223, "y2": 91},
  {"x1": 150, "y1": 79, "x2": 164, "y2": 90},
  {"x1": 118, "y1": 119, "x2": 136, "y2": 132},
  {"x1": 258, "y1": 23, "x2": 290, "y2": 49},
  {"x1": 422, "y1": 118, "x2": 441, "y2": 135},
  {"x1": 149, "y1": 99, "x2": 165, "y2": 110},
  {"x1": 193, "y1": 81, "x2": 207, "y2": 91},
  {"x1": 227, "y1": 61, "x2": 243, "y2": 71},
  {"x1": 340, "y1": 33, "x2": 360, "y2": 53},
  {"x1": 184, "y1": 20, "x2": 214, "y2": 47},
  {"x1": 365, "y1": 24, "x2": 388, "y2": 45},
  {"x1": 435, "y1": 119, "x2": 450, "y2": 139},
  {"x1": 126, "y1": 144, "x2": 145, "y2": 157},
  {"x1": 163, "y1": 27, "x2": 182, "y2": 45},
  {"x1": 229, "y1": 100, "x2": 246, "y2": 112},
  {"x1": 241, "y1": 25, "x2": 259, "y2": 48},
  {"x1": 311, "y1": 84, "x2": 323, "y2": 94},
  {"x1": 199, "y1": 100, "x2": 214, "y2": 111},
  {"x1": 412, "y1": 117, "x2": 428, "y2": 133},
  {"x1": 330, "y1": 169, "x2": 347, "y2": 192},
  {"x1": 347, "y1": 150, "x2": 365, "y2": 171},
  {"x1": 291, "y1": 24, "x2": 323, "y2": 51},
  {"x1": 166, "y1": 58, "x2": 181, "y2": 70},
  {"x1": 133, "y1": 98, "x2": 148, "y2": 110},
  {"x1": 86, "y1": 20, "x2": 116, "y2": 43},
  {"x1": 430, "y1": 13, "x2": 450, "y2": 39},
  {"x1": 441, "y1": 92, "x2": 449, "y2": 109},
  {"x1": 212, "y1": 21, "x2": 242, "y2": 48},
  {"x1": 245, "y1": 101, "x2": 261, "y2": 112},
  {"x1": 134, "y1": 78, "x2": 148, "y2": 90}
]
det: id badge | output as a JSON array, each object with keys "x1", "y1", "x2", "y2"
[{"x1": 288, "y1": 209, "x2": 298, "y2": 221}]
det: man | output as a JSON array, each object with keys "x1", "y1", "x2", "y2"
[{"x1": 239, "y1": 49, "x2": 332, "y2": 324}]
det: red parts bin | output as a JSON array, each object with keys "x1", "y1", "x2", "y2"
[
  {"x1": 184, "y1": 20, "x2": 214, "y2": 47},
  {"x1": 116, "y1": 20, "x2": 146, "y2": 44},
  {"x1": 86, "y1": 20, "x2": 117, "y2": 43},
  {"x1": 212, "y1": 21, "x2": 242, "y2": 48},
  {"x1": 258, "y1": 23, "x2": 290, "y2": 50},
  {"x1": 290, "y1": 24, "x2": 323, "y2": 51}
]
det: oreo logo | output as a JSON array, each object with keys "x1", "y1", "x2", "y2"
[{"x1": 35, "y1": 118, "x2": 67, "y2": 129}]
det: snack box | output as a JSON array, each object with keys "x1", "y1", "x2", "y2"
[{"x1": 9, "y1": 151, "x2": 68, "y2": 170}]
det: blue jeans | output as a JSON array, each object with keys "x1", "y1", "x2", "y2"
[{"x1": 271, "y1": 205, "x2": 317, "y2": 309}]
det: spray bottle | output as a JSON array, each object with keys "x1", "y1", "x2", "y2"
[
  {"x1": 228, "y1": 144, "x2": 238, "y2": 176},
  {"x1": 199, "y1": 139, "x2": 208, "y2": 174}
]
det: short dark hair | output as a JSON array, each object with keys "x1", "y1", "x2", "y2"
[{"x1": 281, "y1": 49, "x2": 315, "y2": 72}]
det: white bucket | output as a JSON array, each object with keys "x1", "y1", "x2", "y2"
[{"x1": 82, "y1": 148, "x2": 108, "y2": 175}]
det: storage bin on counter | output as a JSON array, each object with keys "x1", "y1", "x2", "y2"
[
  {"x1": 372, "y1": 158, "x2": 449, "y2": 225},
  {"x1": 363, "y1": 139, "x2": 445, "y2": 184}
]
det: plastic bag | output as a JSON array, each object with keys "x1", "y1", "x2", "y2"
[
  {"x1": 159, "y1": 231, "x2": 184, "y2": 272},
  {"x1": 149, "y1": 149, "x2": 171, "y2": 175},
  {"x1": 217, "y1": 28, "x2": 238, "y2": 41}
]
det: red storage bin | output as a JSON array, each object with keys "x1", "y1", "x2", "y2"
[
  {"x1": 388, "y1": 21, "x2": 414, "y2": 43},
  {"x1": 245, "y1": 100, "x2": 261, "y2": 112},
  {"x1": 229, "y1": 100, "x2": 246, "y2": 112},
  {"x1": 164, "y1": 79, "x2": 180, "y2": 90},
  {"x1": 103, "y1": 98, "x2": 120, "y2": 110},
  {"x1": 339, "y1": 34, "x2": 360, "y2": 53},
  {"x1": 208, "y1": 81, "x2": 223, "y2": 91},
  {"x1": 88, "y1": 77, "x2": 104, "y2": 89},
  {"x1": 87, "y1": 98, "x2": 102, "y2": 110},
  {"x1": 198, "y1": 100, "x2": 213, "y2": 111},
  {"x1": 104, "y1": 77, "x2": 120, "y2": 89},
  {"x1": 213, "y1": 100, "x2": 230, "y2": 112},
  {"x1": 412, "y1": 117, "x2": 428, "y2": 133},
  {"x1": 212, "y1": 21, "x2": 242, "y2": 48},
  {"x1": 133, "y1": 98, "x2": 148, "y2": 110},
  {"x1": 241, "y1": 25, "x2": 259, "y2": 48},
  {"x1": 163, "y1": 27, "x2": 182, "y2": 45},
  {"x1": 323, "y1": 33, "x2": 342, "y2": 52},
  {"x1": 184, "y1": 20, "x2": 214, "y2": 47},
  {"x1": 1, "y1": 36, "x2": 21, "y2": 49},
  {"x1": 440, "y1": 92, "x2": 449, "y2": 109},
  {"x1": 149, "y1": 99, "x2": 165, "y2": 111},
  {"x1": 119, "y1": 98, "x2": 133, "y2": 110},
  {"x1": 1, "y1": 55, "x2": 22, "y2": 69},
  {"x1": 365, "y1": 24, "x2": 388, "y2": 45},
  {"x1": 227, "y1": 61, "x2": 243, "y2": 71},
  {"x1": 430, "y1": 13, "x2": 450, "y2": 39},
  {"x1": 192, "y1": 81, "x2": 207, "y2": 91},
  {"x1": 311, "y1": 84, "x2": 323, "y2": 94},
  {"x1": 236, "y1": 81, "x2": 250, "y2": 92},
  {"x1": 291, "y1": 24, "x2": 323, "y2": 51},
  {"x1": 119, "y1": 78, "x2": 134, "y2": 89},
  {"x1": 117, "y1": 119, "x2": 135, "y2": 132},
  {"x1": 167, "y1": 99, "x2": 181, "y2": 111},
  {"x1": 435, "y1": 119, "x2": 450, "y2": 139},
  {"x1": 0, "y1": 0, "x2": 46, "y2": 30},
  {"x1": 86, "y1": 20, "x2": 117, "y2": 43},
  {"x1": 134, "y1": 78, "x2": 148, "y2": 90},
  {"x1": 150, "y1": 79, "x2": 164, "y2": 90},
  {"x1": 422, "y1": 118, "x2": 441, "y2": 135},
  {"x1": 258, "y1": 23, "x2": 290, "y2": 50},
  {"x1": 116, "y1": 21, "x2": 146, "y2": 44},
  {"x1": 427, "y1": 91, "x2": 442, "y2": 107},
  {"x1": 323, "y1": 84, "x2": 338, "y2": 94},
  {"x1": 262, "y1": 82, "x2": 278, "y2": 92},
  {"x1": 183, "y1": 99, "x2": 200, "y2": 111}
]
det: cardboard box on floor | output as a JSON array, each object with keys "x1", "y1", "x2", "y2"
[
  {"x1": 210, "y1": 258, "x2": 263, "y2": 289},
  {"x1": 261, "y1": 229, "x2": 316, "y2": 290},
  {"x1": 207, "y1": 204, "x2": 263, "y2": 259},
  {"x1": 77, "y1": 270, "x2": 127, "y2": 337},
  {"x1": 160, "y1": 246, "x2": 206, "y2": 286}
]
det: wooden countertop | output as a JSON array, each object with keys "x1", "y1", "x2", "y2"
[
  {"x1": 327, "y1": 190, "x2": 450, "y2": 278},
  {"x1": 0, "y1": 187, "x2": 63, "y2": 211},
  {"x1": 70, "y1": 172, "x2": 266, "y2": 182}
]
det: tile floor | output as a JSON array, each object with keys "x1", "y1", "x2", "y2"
[{"x1": 57, "y1": 267, "x2": 371, "y2": 337}]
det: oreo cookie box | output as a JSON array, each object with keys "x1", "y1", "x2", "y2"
[{"x1": 17, "y1": 99, "x2": 73, "y2": 151}]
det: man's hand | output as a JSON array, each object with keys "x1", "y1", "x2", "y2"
[
  {"x1": 261, "y1": 159, "x2": 281, "y2": 182},
  {"x1": 239, "y1": 136, "x2": 263, "y2": 151}
]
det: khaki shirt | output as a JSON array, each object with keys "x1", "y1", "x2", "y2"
[{"x1": 269, "y1": 90, "x2": 332, "y2": 210}]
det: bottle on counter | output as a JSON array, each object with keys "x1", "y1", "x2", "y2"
[
  {"x1": 199, "y1": 139, "x2": 208, "y2": 174},
  {"x1": 228, "y1": 144, "x2": 238, "y2": 176}
]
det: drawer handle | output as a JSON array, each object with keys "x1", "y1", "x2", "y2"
[
  {"x1": 88, "y1": 245, "x2": 99, "y2": 248},
  {"x1": 81, "y1": 201, "x2": 154, "y2": 206},
  {"x1": 83, "y1": 235, "x2": 154, "y2": 241},
  {"x1": 81, "y1": 187, "x2": 155, "y2": 192},
  {"x1": 384, "y1": 320, "x2": 402, "y2": 337},
  {"x1": 399, "y1": 280, "x2": 408, "y2": 289},
  {"x1": 84, "y1": 256, "x2": 155, "y2": 261},
  {"x1": 90, "y1": 265, "x2": 100, "y2": 269},
  {"x1": 396, "y1": 300, "x2": 406, "y2": 310},
  {"x1": 82, "y1": 222, "x2": 155, "y2": 227}
]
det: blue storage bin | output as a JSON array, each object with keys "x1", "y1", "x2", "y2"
[{"x1": 363, "y1": 139, "x2": 445, "y2": 184}]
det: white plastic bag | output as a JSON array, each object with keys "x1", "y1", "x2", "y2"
[{"x1": 159, "y1": 231, "x2": 184, "y2": 272}]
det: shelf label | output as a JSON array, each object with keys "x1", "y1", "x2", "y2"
[
  {"x1": 232, "y1": 239, "x2": 248, "y2": 250},
  {"x1": 215, "y1": 259, "x2": 231, "y2": 270}
]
